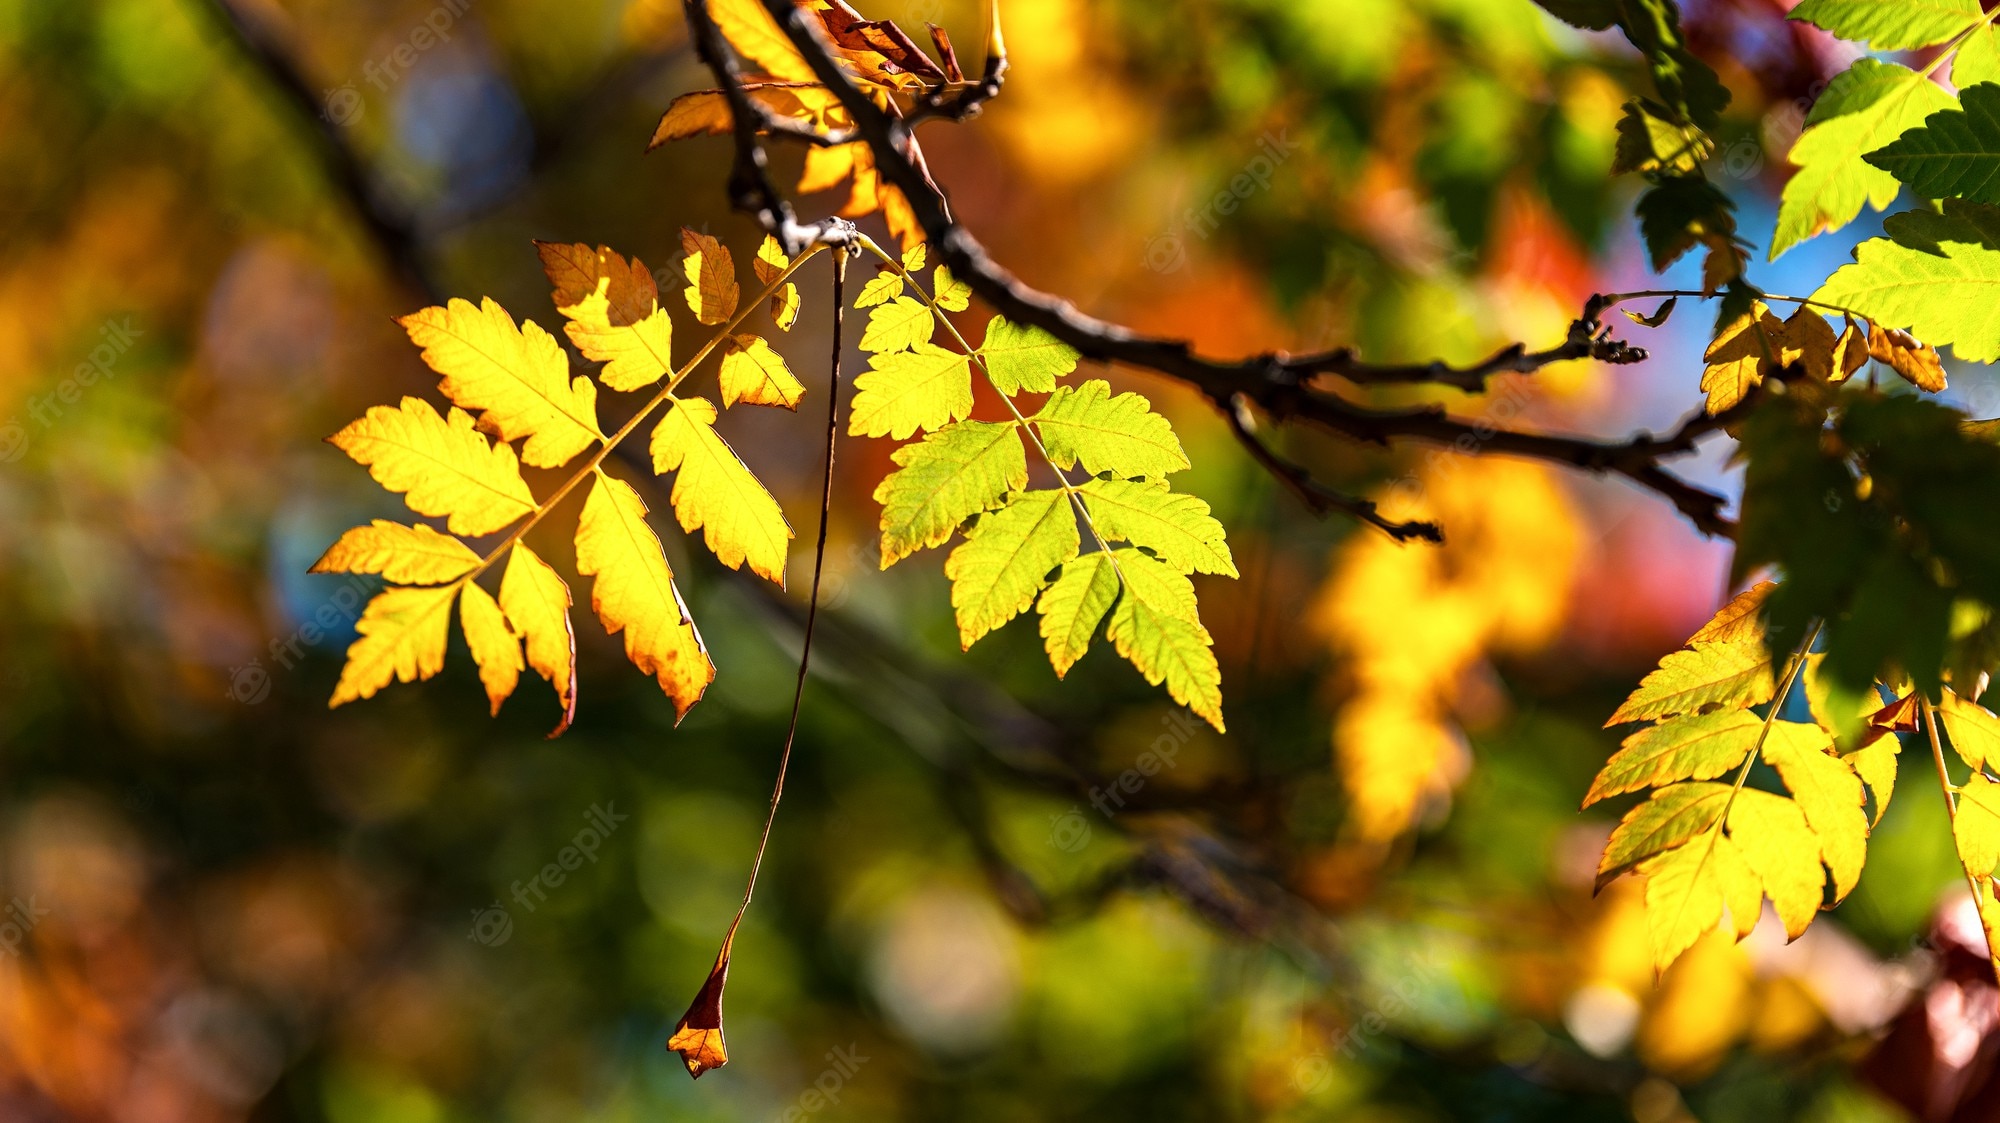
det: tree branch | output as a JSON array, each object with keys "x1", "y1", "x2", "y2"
[{"x1": 749, "y1": 0, "x2": 1738, "y2": 538}]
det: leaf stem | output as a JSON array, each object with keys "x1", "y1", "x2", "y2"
[{"x1": 1600, "y1": 288, "x2": 1871, "y2": 323}]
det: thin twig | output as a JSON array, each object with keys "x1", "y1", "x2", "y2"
[{"x1": 1225, "y1": 395, "x2": 1442, "y2": 543}]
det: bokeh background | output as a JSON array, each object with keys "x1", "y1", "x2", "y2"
[{"x1": 7, "y1": 0, "x2": 2000, "y2": 1119}]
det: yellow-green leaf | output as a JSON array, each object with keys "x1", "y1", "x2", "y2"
[
  {"x1": 1584, "y1": 710, "x2": 1762, "y2": 807},
  {"x1": 1078, "y1": 477, "x2": 1236, "y2": 577},
  {"x1": 1605, "y1": 642, "x2": 1775, "y2": 726},
  {"x1": 461, "y1": 579, "x2": 522, "y2": 716},
  {"x1": 399, "y1": 297, "x2": 603, "y2": 468},
  {"x1": 855, "y1": 271, "x2": 905, "y2": 308},
  {"x1": 848, "y1": 342, "x2": 973, "y2": 439},
  {"x1": 718, "y1": 334, "x2": 805, "y2": 410},
  {"x1": 1691, "y1": 581, "x2": 1776, "y2": 647},
  {"x1": 310, "y1": 520, "x2": 482, "y2": 585},
  {"x1": 1598, "y1": 782, "x2": 1733, "y2": 889},
  {"x1": 500, "y1": 543, "x2": 577, "y2": 735},
  {"x1": 574, "y1": 470, "x2": 714, "y2": 720},
  {"x1": 682, "y1": 228, "x2": 740, "y2": 326},
  {"x1": 944, "y1": 489, "x2": 1080, "y2": 649},
  {"x1": 934, "y1": 265, "x2": 971, "y2": 312},
  {"x1": 979, "y1": 315, "x2": 1079, "y2": 395},
  {"x1": 1033, "y1": 380, "x2": 1190, "y2": 479},
  {"x1": 329, "y1": 585, "x2": 459, "y2": 708},
  {"x1": 1037, "y1": 550, "x2": 1120, "y2": 678},
  {"x1": 873, "y1": 419, "x2": 1027, "y2": 567},
  {"x1": 329, "y1": 398, "x2": 537, "y2": 537},
  {"x1": 1103, "y1": 548, "x2": 1225, "y2": 731},
  {"x1": 859, "y1": 296, "x2": 935, "y2": 353}
]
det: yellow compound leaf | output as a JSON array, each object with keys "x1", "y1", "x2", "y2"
[
  {"x1": 934, "y1": 265, "x2": 971, "y2": 312},
  {"x1": 1690, "y1": 581, "x2": 1776, "y2": 648},
  {"x1": 1831, "y1": 319, "x2": 1869, "y2": 382},
  {"x1": 460, "y1": 580, "x2": 522, "y2": 716},
  {"x1": 1606, "y1": 641, "x2": 1775, "y2": 726},
  {"x1": 859, "y1": 296, "x2": 936, "y2": 353},
  {"x1": 1942, "y1": 687, "x2": 2000, "y2": 772},
  {"x1": 848, "y1": 342, "x2": 973, "y2": 439},
  {"x1": 753, "y1": 236, "x2": 799, "y2": 331},
  {"x1": 901, "y1": 243, "x2": 928, "y2": 273},
  {"x1": 799, "y1": 142, "x2": 860, "y2": 195},
  {"x1": 399, "y1": 297, "x2": 603, "y2": 468},
  {"x1": 574, "y1": 470, "x2": 715, "y2": 720},
  {"x1": 1761, "y1": 720, "x2": 1868, "y2": 901},
  {"x1": 718, "y1": 335, "x2": 805, "y2": 410},
  {"x1": 682, "y1": 228, "x2": 740, "y2": 326},
  {"x1": 944, "y1": 489, "x2": 1079, "y2": 649},
  {"x1": 650, "y1": 396, "x2": 793, "y2": 584},
  {"x1": 1868, "y1": 322, "x2": 1948, "y2": 392},
  {"x1": 329, "y1": 398, "x2": 537, "y2": 537},
  {"x1": 1700, "y1": 303, "x2": 1783, "y2": 414},
  {"x1": 648, "y1": 85, "x2": 820, "y2": 148},
  {"x1": 854, "y1": 271, "x2": 905, "y2": 308},
  {"x1": 873, "y1": 419, "x2": 1027, "y2": 567},
  {"x1": 1728, "y1": 788, "x2": 1825, "y2": 939},
  {"x1": 1037, "y1": 550, "x2": 1119, "y2": 678},
  {"x1": 535, "y1": 241, "x2": 676, "y2": 391},
  {"x1": 1958, "y1": 774, "x2": 2000, "y2": 877},
  {"x1": 1585, "y1": 710, "x2": 1763, "y2": 807},
  {"x1": 1033, "y1": 380, "x2": 1190, "y2": 480},
  {"x1": 1774, "y1": 306, "x2": 1838, "y2": 381},
  {"x1": 1638, "y1": 831, "x2": 1762, "y2": 974},
  {"x1": 310, "y1": 519, "x2": 481, "y2": 585},
  {"x1": 1849, "y1": 735, "x2": 1901, "y2": 827},
  {"x1": 329, "y1": 585, "x2": 459, "y2": 708},
  {"x1": 709, "y1": 0, "x2": 814, "y2": 80},
  {"x1": 499, "y1": 543, "x2": 577, "y2": 736},
  {"x1": 1103, "y1": 547, "x2": 1224, "y2": 731}
]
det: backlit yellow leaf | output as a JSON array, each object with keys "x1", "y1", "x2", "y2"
[
  {"x1": 1868, "y1": 322, "x2": 1947, "y2": 392},
  {"x1": 1690, "y1": 582, "x2": 1776, "y2": 648},
  {"x1": 934, "y1": 265, "x2": 971, "y2": 312},
  {"x1": 709, "y1": 0, "x2": 814, "y2": 80},
  {"x1": 1078, "y1": 477, "x2": 1236, "y2": 577},
  {"x1": 859, "y1": 296, "x2": 936, "y2": 353},
  {"x1": 753, "y1": 236, "x2": 799, "y2": 331},
  {"x1": 1103, "y1": 548, "x2": 1225, "y2": 731},
  {"x1": 848, "y1": 342, "x2": 973, "y2": 439},
  {"x1": 500, "y1": 543, "x2": 577, "y2": 736},
  {"x1": 1638, "y1": 832, "x2": 1762, "y2": 973},
  {"x1": 310, "y1": 519, "x2": 481, "y2": 585},
  {"x1": 1761, "y1": 720, "x2": 1867, "y2": 901},
  {"x1": 329, "y1": 585, "x2": 459, "y2": 708},
  {"x1": 1831, "y1": 319, "x2": 1869, "y2": 382},
  {"x1": 1942, "y1": 687, "x2": 2000, "y2": 771},
  {"x1": 718, "y1": 335, "x2": 805, "y2": 410},
  {"x1": 574, "y1": 470, "x2": 714, "y2": 720},
  {"x1": 682, "y1": 229, "x2": 740, "y2": 326},
  {"x1": 461, "y1": 580, "x2": 522, "y2": 716},
  {"x1": 535, "y1": 241, "x2": 676, "y2": 391},
  {"x1": 1957, "y1": 774, "x2": 2000, "y2": 878},
  {"x1": 873, "y1": 419, "x2": 1027, "y2": 567},
  {"x1": 1599, "y1": 783, "x2": 1733, "y2": 889},
  {"x1": 1700, "y1": 303, "x2": 1782, "y2": 414},
  {"x1": 1037, "y1": 550, "x2": 1119, "y2": 678},
  {"x1": 400, "y1": 297, "x2": 603, "y2": 468},
  {"x1": 1774, "y1": 306, "x2": 1838, "y2": 381},
  {"x1": 1729, "y1": 789, "x2": 1825, "y2": 939},
  {"x1": 1585, "y1": 710, "x2": 1762, "y2": 807},
  {"x1": 650, "y1": 396, "x2": 793, "y2": 583},
  {"x1": 329, "y1": 398, "x2": 537, "y2": 537},
  {"x1": 944, "y1": 488, "x2": 1079, "y2": 649}
]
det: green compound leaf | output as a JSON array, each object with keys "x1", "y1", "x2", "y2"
[
  {"x1": 848, "y1": 342, "x2": 975, "y2": 439},
  {"x1": 979, "y1": 315, "x2": 1080, "y2": 395},
  {"x1": 1813, "y1": 200, "x2": 2000, "y2": 363},
  {"x1": 1773, "y1": 59, "x2": 1957, "y2": 260},
  {"x1": 1032, "y1": 380, "x2": 1190, "y2": 480},
  {"x1": 859, "y1": 296, "x2": 936, "y2": 353},
  {"x1": 1102, "y1": 547, "x2": 1224, "y2": 732},
  {"x1": 1866, "y1": 83, "x2": 2000, "y2": 204},
  {"x1": 944, "y1": 488, "x2": 1080, "y2": 649},
  {"x1": 873, "y1": 420, "x2": 1028, "y2": 568},
  {"x1": 1789, "y1": 0, "x2": 1984, "y2": 51},
  {"x1": 1037, "y1": 550, "x2": 1121, "y2": 678},
  {"x1": 1078, "y1": 477, "x2": 1237, "y2": 577}
]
